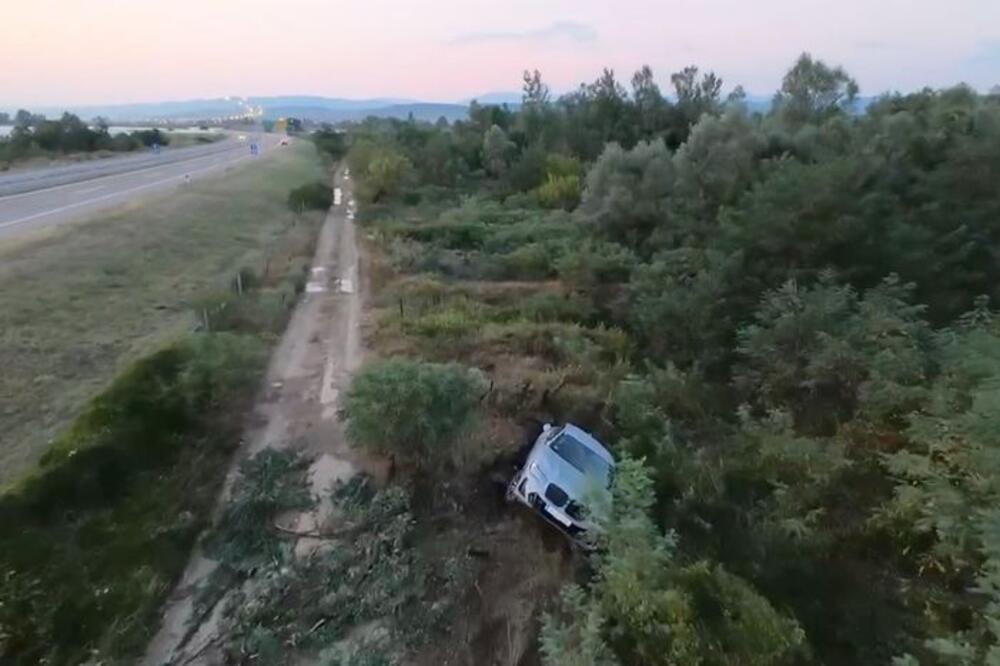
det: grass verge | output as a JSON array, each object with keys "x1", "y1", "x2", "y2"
[
  {"x1": 0, "y1": 140, "x2": 326, "y2": 484},
  {"x1": 0, "y1": 140, "x2": 330, "y2": 664}
]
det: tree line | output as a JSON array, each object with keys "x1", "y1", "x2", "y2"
[
  {"x1": 0, "y1": 110, "x2": 171, "y2": 163},
  {"x1": 335, "y1": 52, "x2": 1000, "y2": 664}
]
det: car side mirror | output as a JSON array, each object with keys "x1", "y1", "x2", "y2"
[{"x1": 542, "y1": 424, "x2": 552, "y2": 433}]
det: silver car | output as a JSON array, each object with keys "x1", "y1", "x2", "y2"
[{"x1": 507, "y1": 423, "x2": 615, "y2": 538}]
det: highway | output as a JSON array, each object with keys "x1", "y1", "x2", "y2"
[{"x1": 0, "y1": 134, "x2": 282, "y2": 240}]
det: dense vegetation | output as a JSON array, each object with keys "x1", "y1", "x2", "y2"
[
  {"x1": 0, "y1": 109, "x2": 172, "y2": 165},
  {"x1": 344, "y1": 53, "x2": 1000, "y2": 664}
]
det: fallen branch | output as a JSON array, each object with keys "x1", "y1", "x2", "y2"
[
  {"x1": 307, "y1": 617, "x2": 327, "y2": 635},
  {"x1": 273, "y1": 522, "x2": 323, "y2": 539}
]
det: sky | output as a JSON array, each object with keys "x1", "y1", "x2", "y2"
[{"x1": 1, "y1": 0, "x2": 998, "y2": 107}]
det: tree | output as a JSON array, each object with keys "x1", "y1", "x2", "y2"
[
  {"x1": 339, "y1": 359, "x2": 486, "y2": 469},
  {"x1": 772, "y1": 53, "x2": 859, "y2": 128},
  {"x1": 0, "y1": 112, "x2": 10, "y2": 125},
  {"x1": 13, "y1": 109, "x2": 39, "y2": 128},
  {"x1": 421, "y1": 130, "x2": 460, "y2": 186},
  {"x1": 523, "y1": 68, "x2": 551, "y2": 106},
  {"x1": 587, "y1": 69, "x2": 634, "y2": 148},
  {"x1": 735, "y1": 275, "x2": 933, "y2": 434},
  {"x1": 578, "y1": 140, "x2": 674, "y2": 250},
  {"x1": 353, "y1": 147, "x2": 412, "y2": 202},
  {"x1": 671, "y1": 106, "x2": 766, "y2": 221},
  {"x1": 629, "y1": 249, "x2": 738, "y2": 370},
  {"x1": 542, "y1": 456, "x2": 804, "y2": 666},
  {"x1": 671, "y1": 66, "x2": 724, "y2": 142},
  {"x1": 631, "y1": 65, "x2": 669, "y2": 140},
  {"x1": 540, "y1": 586, "x2": 620, "y2": 666},
  {"x1": 880, "y1": 308, "x2": 1000, "y2": 663},
  {"x1": 521, "y1": 69, "x2": 555, "y2": 146},
  {"x1": 313, "y1": 128, "x2": 348, "y2": 160},
  {"x1": 482, "y1": 124, "x2": 515, "y2": 176}
]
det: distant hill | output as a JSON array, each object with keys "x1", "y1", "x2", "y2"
[
  {"x1": 2, "y1": 92, "x2": 881, "y2": 126},
  {"x1": 466, "y1": 92, "x2": 522, "y2": 106},
  {"x1": 6, "y1": 96, "x2": 466, "y2": 124},
  {"x1": 260, "y1": 102, "x2": 469, "y2": 123}
]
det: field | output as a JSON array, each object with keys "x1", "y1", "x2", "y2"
[{"x1": 0, "y1": 140, "x2": 326, "y2": 485}]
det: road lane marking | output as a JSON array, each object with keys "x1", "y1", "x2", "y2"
[
  {"x1": 75, "y1": 185, "x2": 106, "y2": 194},
  {"x1": 0, "y1": 152, "x2": 253, "y2": 230}
]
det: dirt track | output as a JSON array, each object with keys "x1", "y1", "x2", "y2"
[{"x1": 142, "y1": 165, "x2": 366, "y2": 665}]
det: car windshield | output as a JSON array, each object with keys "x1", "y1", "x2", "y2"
[{"x1": 549, "y1": 432, "x2": 611, "y2": 487}]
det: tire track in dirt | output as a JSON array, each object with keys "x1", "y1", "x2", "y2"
[{"x1": 141, "y1": 165, "x2": 366, "y2": 666}]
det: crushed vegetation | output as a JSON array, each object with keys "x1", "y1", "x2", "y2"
[{"x1": 193, "y1": 454, "x2": 473, "y2": 665}]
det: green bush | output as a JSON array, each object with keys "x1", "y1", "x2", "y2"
[
  {"x1": 131, "y1": 128, "x2": 170, "y2": 147},
  {"x1": 516, "y1": 291, "x2": 596, "y2": 323},
  {"x1": 340, "y1": 359, "x2": 487, "y2": 469},
  {"x1": 501, "y1": 241, "x2": 561, "y2": 280},
  {"x1": 313, "y1": 129, "x2": 348, "y2": 160},
  {"x1": 536, "y1": 174, "x2": 582, "y2": 211},
  {"x1": 288, "y1": 181, "x2": 333, "y2": 211}
]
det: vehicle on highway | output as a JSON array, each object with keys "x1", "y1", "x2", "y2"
[
  {"x1": 507, "y1": 423, "x2": 614, "y2": 541},
  {"x1": 280, "y1": 138, "x2": 289, "y2": 146},
  {"x1": 237, "y1": 134, "x2": 247, "y2": 142}
]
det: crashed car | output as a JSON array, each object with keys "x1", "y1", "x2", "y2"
[{"x1": 507, "y1": 423, "x2": 614, "y2": 539}]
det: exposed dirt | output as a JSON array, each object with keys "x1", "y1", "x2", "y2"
[{"x1": 141, "y1": 166, "x2": 370, "y2": 666}]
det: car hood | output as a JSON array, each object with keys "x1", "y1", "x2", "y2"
[{"x1": 531, "y1": 446, "x2": 609, "y2": 508}]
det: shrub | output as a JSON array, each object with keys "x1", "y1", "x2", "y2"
[
  {"x1": 536, "y1": 174, "x2": 582, "y2": 211},
  {"x1": 556, "y1": 241, "x2": 636, "y2": 291},
  {"x1": 288, "y1": 181, "x2": 333, "y2": 211},
  {"x1": 517, "y1": 292, "x2": 596, "y2": 323},
  {"x1": 131, "y1": 128, "x2": 170, "y2": 147},
  {"x1": 340, "y1": 359, "x2": 487, "y2": 469},
  {"x1": 501, "y1": 242, "x2": 561, "y2": 280},
  {"x1": 313, "y1": 129, "x2": 348, "y2": 160},
  {"x1": 403, "y1": 307, "x2": 483, "y2": 339}
]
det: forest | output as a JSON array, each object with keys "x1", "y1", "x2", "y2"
[{"x1": 335, "y1": 52, "x2": 1000, "y2": 665}]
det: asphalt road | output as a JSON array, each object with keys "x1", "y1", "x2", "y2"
[{"x1": 0, "y1": 134, "x2": 282, "y2": 240}]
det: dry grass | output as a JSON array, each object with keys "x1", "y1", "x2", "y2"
[{"x1": 0, "y1": 141, "x2": 326, "y2": 484}]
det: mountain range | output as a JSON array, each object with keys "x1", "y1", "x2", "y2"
[
  {"x1": 3, "y1": 92, "x2": 874, "y2": 124},
  {"x1": 5, "y1": 95, "x2": 503, "y2": 124}
]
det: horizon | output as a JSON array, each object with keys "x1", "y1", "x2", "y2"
[
  {"x1": 0, "y1": 82, "x2": 993, "y2": 118},
  {"x1": 2, "y1": 0, "x2": 998, "y2": 110}
]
